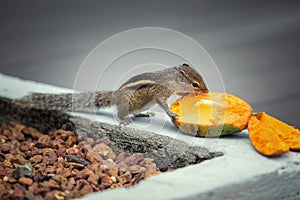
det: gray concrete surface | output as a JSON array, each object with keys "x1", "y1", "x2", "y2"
[{"x1": 1, "y1": 73, "x2": 300, "y2": 200}]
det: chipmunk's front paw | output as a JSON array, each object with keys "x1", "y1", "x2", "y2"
[{"x1": 169, "y1": 112, "x2": 179, "y2": 120}]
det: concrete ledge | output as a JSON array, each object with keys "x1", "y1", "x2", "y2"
[
  {"x1": 195, "y1": 161, "x2": 300, "y2": 200},
  {"x1": 0, "y1": 73, "x2": 299, "y2": 200},
  {"x1": 82, "y1": 160, "x2": 300, "y2": 200}
]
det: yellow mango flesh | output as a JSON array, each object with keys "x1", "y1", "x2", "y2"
[
  {"x1": 248, "y1": 114, "x2": 289, "y2": 156},
  {"x1": 170, "y1": 92, "x2": 252, "y2": 137},
  {"x1": 248, "y1": 112, "x2": 300, "y2": 156}
]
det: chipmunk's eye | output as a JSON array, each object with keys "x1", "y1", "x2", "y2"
[{"x1": 192, "y1": 81, "x2": 199, "y2": 88}]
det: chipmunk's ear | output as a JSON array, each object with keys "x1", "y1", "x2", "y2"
[
  {"x1": 182, "y1": 63, "x2": 189, "y2": 67},
  {"x1": 179, "y1": 69, "x2": 188, "y2": 79}
]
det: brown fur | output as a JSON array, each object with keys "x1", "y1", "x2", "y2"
[{"x1": 24, "y1": 64, "x2": 208, "y2": 125}]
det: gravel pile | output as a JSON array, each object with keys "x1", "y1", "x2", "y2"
[{"x1": 0, "y1": 122, "x2": 162, "y2": 200}]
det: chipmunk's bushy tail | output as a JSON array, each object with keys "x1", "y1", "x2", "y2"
[{"x1": 23, "y1": 91, "x2": 113, "y2": 112}]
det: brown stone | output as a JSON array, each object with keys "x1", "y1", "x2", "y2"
[
  {"x1": 13, "y1": 184, "x2": 24, "y2": 199},
  {"x1": 87, "y1": 172, "x2": 99, "y2": 185},
  {"x1": 124, "y1": 153, "x2": 144, "y2": 166},
  {"x1": 43, "y1": 148, "x2": 57, "y2": 156},
  {"x1": 86, "y1": 138, "x2": 94, "y2": 145},
  {"x1": 28, "y1": 142, "x2": 35, "y2": 150},
  {"x1": 0, "y1": 183, "x2": 5, "y2": 196},
  {"x1": 68, "y1": 162, "x2": 85, "y2": 169},
  {"x1": 57, "y1": 156, "x2": 65, "y2": 163},
  {"x1": 110, "y1": 176, "x2": 117, "y2": 183},
  {"x1": 57, "y1": 130, "x2": 73, "y2": 140},
  {"x1": 14, "y1": 124, "x2": 26, "y2": 132},
  {"x1": 54, "y1": 191, "x2": 66, "y2": 200},
  {"x1": 22, "y1": 127, "x2": 44, "y2": 139},
  {"x1": 44, "y1": 190, "x2": 58, "y2": 200},
  {"x1": 118, "y1": 165, "x2": 129, "y2": 175},
  {"x1": 0, "y1": 143, "x2": 11, "y2": 153},
  {"x1": 35, "y1": 186, "x2": 51, "y2": 196},
  {"x1": 101, "y1": 162, "x2": 118, "y2": 177},
  {"x1": 145, "y1": 170, "x2": 161, "y2": 178},
  {"x1": 116, "y1": 151, "x2": 126, "y2": 163},
  {"x1": 29, "y1": 155, "x2": 43, "y2": 163},
  {"x1": 80, "y1": 184, "x2": 94, "y2": 196},
  {"x1": 74, "y1": 168, "x2": 89, "y2": 179},
  {"x1": 0, "y1": 135, "x2": 7, "y2": 142},
  {"x1": 66, "y1": 177, "x2": 76, "y2": 190},
  {"x1": 89, "y1": 162, "x2": 101, "y2": 173},
  {"x1": 117, "y1": 171, "x2": 132, "y2": 184},
  {"x1": 49, "y1": 155, "x2": 58, "y2": 165},
  {"x1": 86, "y1": 150, "x2": 102, "y2": 163},
  {"x1": 129, "y1": 165, "x2": 146, "y2": 174},
  {"x1": 7, "y1": 176, "x2": 17, "y2": 183},
  {"x1": 110, "y1": 183, "x2": 123, "y2": 189},
  {"x1": 40, "y1": 179, "x2": 60, "y2": 189},
  {"x1": 61, "y1": 170, "x2": 74, "y2": 178},
  {"x1": 131, "y1": 172, "x2": 145, "y2": 186},
  {"x1": 140, "y1": 158, "x2": 157, "y2": 171},
  {"x1": 57, "y1": 147, "x2": 67, "y2": 157},
  {"x1": 93, "y1": 143, "x2": 116, "y2": 160},
  {"x1": 3, "y1": 159, "x2": 13, "y2": 168},
  {"x1": 28, "y1": 182, "x2": 39, "y2": 194},
  {"x1": 100, "y1": 175, "x2": 113, "y2": 188},
  {"x1": 66, "y1": 136, "x2": 77, "y2": 148},
  {"x1": 26, "y1": 148, "x2": 42, "y2": 157},
  {"x1": 35, "y1": 163, "x2": 47, "y2": 173},
  {"x1": 1, "y1": 127, "x2": 11, "y2": 137},
  {"x1": 73, "y1": 179, "x2": 89, "y2": 191},
  {"x1": 19, "y1": 142, "x2": 29, "y2": 152},
  {"x1": 14, "y1": 124, "x2": 26, "y2": 141},
  {"x1": 33, "y1": 195, "x2": 44, "y2": 200},
  {"x1": 42, "y1": 156, "x2": 51, "y2": 165},
  {"x1": 66, "y1": 147, "x2": 79, "y2": 155},
  {"x1": 51, "y1": 175, "x2": 66, "y2": 185},
  {"x1": 36, "y1": 135, "x2": 51, "y2": 148},
  {"x1": 95, "y1": 137, "x2": 111, "y2": 145},
  {"x1": 52, "y1": 139, "x2": 65, "y2": 149},
  {"x1": 18, "y1": 177, "x2": 33, "y2": 186}
]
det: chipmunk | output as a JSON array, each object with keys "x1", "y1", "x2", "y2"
[{"x1": 25, "y1": 64, "x2": 208, "y2": 125}]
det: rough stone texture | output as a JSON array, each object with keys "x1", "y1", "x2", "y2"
[{"x1": 0, "y1": 96, "x2": 216, "y2": 172}]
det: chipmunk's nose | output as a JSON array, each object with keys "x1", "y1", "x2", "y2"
[{"x1": 202, "y1": 88, "x2": 209, "y2": 93}]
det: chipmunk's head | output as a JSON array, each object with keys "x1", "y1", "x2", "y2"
[{"x1": 176, "y1": 63, "x2": 208, "y2": 93}]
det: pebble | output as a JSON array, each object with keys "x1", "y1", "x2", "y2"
[
  {"x1": 65, "y1": 154, "x2": 91, "y2": 165},
  {"x1": 13, "y1": 163, "x2": 34, "y2": 179},
  {"x1": 0, "y1": 122, "x2": 163, "y2": 199},
  {"x1": 18, "y1": 177, "x2": 33, "y2": 186}
]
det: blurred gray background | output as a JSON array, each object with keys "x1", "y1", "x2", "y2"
[{"x1": 1, "y1": 0, "x2": 300, "y2": 126}]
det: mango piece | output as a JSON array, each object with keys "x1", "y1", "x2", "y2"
[
  {"x1": 248, "y1": 112, "x2": 300, "y2": 156},
  {"x1": 248, "y1": 113, "x2": 289, "y2": 156},
  {"x1": 170, "y1": 92, "x2": 252, "y2": 137}
]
